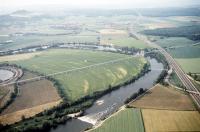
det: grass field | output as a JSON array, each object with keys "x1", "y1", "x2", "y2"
[
  {"x1": 142, "y1": 109, "x2": 200, "y2": 132},
  {"x1": 153, "y1": 36, "x2": 200, "y2": 58},
  {"x1": 90, "y1": 108, "x2": 144, "y2": 132},
  {"x1": 169, "y1": 46, "x2": 200, "y2": 58},
  {"x1": 176, "y1": 58, "x2": 200, "y2": 73},
  {"x1": 101, "y1": 37, "x2": 149, "y2": 49},
  {"x1": 0, "y1": 52, "x2": 41, "y2": 62},
  {"x1": 99, "y1": 29, "x2": 128, "y2": 35},
  {"x1": 5, "y1": 49, "x2": 147, "y2": 101},
  {"x1": 129, "y1": 84, "x2": 195, "y2": 110},
  {"x1": 155, "y1": 37, "x2": 195, "y2": 48},
  {"x1": 99, "y1": 29, "x2": 149, "y2": 49},
  {"x1": 151, "y1": 35, "x2": 200, "y2": 76},
  {"x1": 0, "y1": 35, "x2": 98, "y2": 51}
]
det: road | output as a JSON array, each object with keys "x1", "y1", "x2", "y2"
[{"x1": 131, "y1": 30, "x2": 200, "y2": 109}]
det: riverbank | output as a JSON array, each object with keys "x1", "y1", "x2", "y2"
[
  {"x1": 51, "y1": 58, "x2": 163, "y2": 132},
  {"x1": 0, "y1": 55, "x2": 150, "y2": 132}
]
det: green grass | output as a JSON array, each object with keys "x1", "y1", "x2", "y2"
[
  {"x1": 155, "y1": 37, "x2": 195, "y2": 48},
  {"x1": 102, "y1": 37, "x2": 149, "y2": 49},
  {"x1": 168, "y1": 47, "x2": 200, "y2": 58},
  {"x1": 7, "y1": 49, "x2": 146, "y2": 101},
  {"x1": 176, "y1": 58, "x2": 200, "y2": 73},
  {"x1": 151, "y1": 36, "x2": 200, "y2": 58},
  {"x1": 0, "y1": 35, "x2": 98, "y2": 51},
  {"x1": 90, "y1": 108, "x2": 144, "y2": 132},
  {"x1": 152, "y1": 36, "x2": 200, "y2": 75},
  {"x1": 169, "y1": 72, "x2": 184, "y2": 88}
]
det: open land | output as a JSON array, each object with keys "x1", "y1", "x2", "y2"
[
  {"x1": 129, "y1": 84, "x2": 195, "y2": 110},
  {"x1": 5, "y1": 49, "x2": 147, "y2": 101},
  {"x1": 142, "y1": 109, "x2": 200, "y2": 132},
  {"x1": 90, "y1": 108, "x2": 144, "y2": 132},
  {"x1": 0, "y1": 71, "x2": 61, "y2": 125}
]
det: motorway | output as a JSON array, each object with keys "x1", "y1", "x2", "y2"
[{"x1": 133, "y1": 31, "x2": 200, "y2": 109}]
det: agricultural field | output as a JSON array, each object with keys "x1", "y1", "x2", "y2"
[
  {"x1": 0, "y1": 71, "x2": 61, "y2": 125},
  {"x1": 0, "y1": 34, "x2": 99, "y2": 51},
  {"x1": 0, "y1": 14, "x2": 103, "y2": 51},
  {"x1": 0, "y1": 52, "x2": 42, "y2": 62},
  {"x1": 142, "y1": 109, "x2": 200, "y2": 132},
  {"x1": 168, "y1": 46, "x2": 200, "y2": 58},
  {"x1": 141, "y1": 19, "x2": 200, "y2": 76},
  {"x1": 1, "y1": 79, "x2": 61, "y2": 115},
  {"x1": 0, "y1": 85, "x2": 14, "y2": 108},
  {"x1": 101, "y1": 37, "x2": 149, "y2": 49},
  {"x1": 176, "y1": 58, "x2": 200, "y2": 73},
  {"x1": 99, "y1": 28, "x2": 149, "y2": 49},
  {"x1": 147, "y1": 36, "x2": 200, "y2": 82},
  {"x1": 153, "y1": 37, "x2": 196, "y2": 48},
  {"x1": 129, "y1": 84, "x2": 195, "y2": 110},
  {"x1": 0, "y1": 100, "x2": 61, "y2": 125},
  {"x1": 3, "y1": 49, "x2": 147, "y2": 101},
  {"x1": 90, "y1": 108, "x2": 144, "y2": 132}
]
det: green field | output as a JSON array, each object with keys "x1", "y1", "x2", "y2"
[
  {"x1": 152, "y1": 36, "x2": 200, "y2": 74},
  {"x1": 90, "y1": 108, "x2": 144, "y2": 132},
  {"x1": 168, "y1": 46, "x2": 200, "y2": 58},
  {"x1": 169, "y1": 72, "x2": 184, "y2": 87},
  {"x1": 176, "y1": 58, "x2": 200, "y2": 73},
  {"x1": 102, "y1": 37, "x2": 149, "y2": 49},
  {"x1": 155, "y1": 37, "x2": 195, "y2": 48},
  {"x1": 5, "y1": 49, "x2": 146, "y2": 101},
  {"x1": 0, "y1": 35, "x2": 98, "y2": 51}
]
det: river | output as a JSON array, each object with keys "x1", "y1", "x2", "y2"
[{"x1": 51, "y1": 58, "x2": 163, "y2": 132}]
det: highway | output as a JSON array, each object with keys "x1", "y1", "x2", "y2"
[{"x1": 132, "y1": 31, "x2": 200, "y2": 109}]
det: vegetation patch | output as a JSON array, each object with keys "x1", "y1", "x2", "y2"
[
  {"x1": 99, "y1": 29, "x2": 128, "y2": 35},
  {"x1": 6, "y1": 49, "x2": 147, "y2": 101},
  {"x1": 101, "y1": 37, "x2": 149, "y2": 49},
  {"x1": 142, "y1": 25, "x2": 200, "y2": 41},
  {"x1": 0, "y1": 71, "x2": 61, "y2": 125},
  {"x1": 142, "y1": 109, "x2": 200, "y2": 132},
  {"x1": 129, "y1": 84, "x2": 195, "y2": 110},
  {"x1": 0, "y1": 100, "x2": 61, "y2": 125},
  {"x1": 168, "y1": 46, "x2": 200, "y2": 58},
  {"x1": 176, "y1": 58, "x2": 200, "y2": 73},
  {"x1": 89, "y1": 108, "x2": 144, "y2": 132},
  {"x1": 0, "y1": 52, "x2": 41, "y2": 62},
  {"x1": 154, "y1": 37, "x2": 195, "y2": 48},
  {"x1": 169, "y1": 72, "x2": 184, "y2": 88}
]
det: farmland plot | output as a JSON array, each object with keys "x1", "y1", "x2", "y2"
[
  {"x1": 5, "y1": 49, "x2": 147, "y2": 101},
  {"x1": 142, "y1": 109, "x2": 200, "y2": 132},
  {"x1": 0, "y1": 71, "x2": 61, "y2": 125},
  {"x1": 129, "y1": 84, "x2": 195, "y2": 110},
  {"x1": 90, "y1": 108, "x2": 144, "y2": 132}
]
